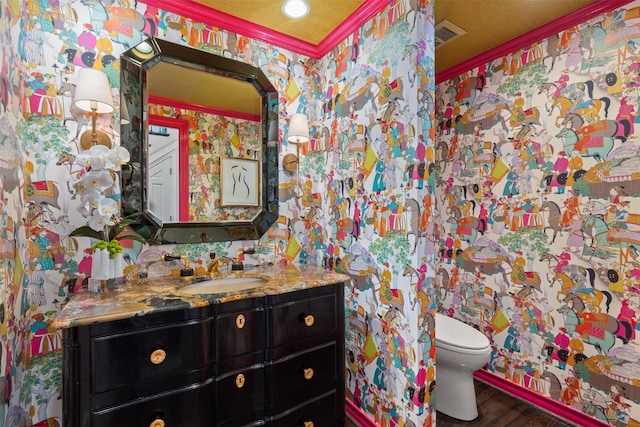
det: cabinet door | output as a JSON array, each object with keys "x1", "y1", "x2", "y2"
[
  {"x1": 92, "y1": 319, "x2": 211, "y2": 393},
  {"x1": 215, "y1": 364, "x2": 265, "y2": 426},
  {"x1": 215, "y1": 307, "x2": 265, "y2": 371},
  {"x1": 266, "y1": 391, "x2": 339, "y2": 426},
  {"x1": 92, "y1": 381, "x2": 213, "y2": 427},
  {"x1": 266, "y1": 342, "x2": 337, "y2": 415},
  {"x1": 270, "y1": 293, "x2": 336, "y2": 353}
]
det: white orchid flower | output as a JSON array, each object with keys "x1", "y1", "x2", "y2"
[
  {"x1": 70, "y1": 141, "x2": 135, "y2": 243},
  {"x1": 87, "y1": 144, "x2": 111, "y2": 170},
  {"x1": 95, "y1": 147, "x2": 120, "y2": 171},
  {"x1": 79, "y1": 189, "x2": 103, "y2": 209},
  {"x1": 97, "y1": 197, "x2": 118, "y2": 218},
  {"x1": 113, "y1": 146, "x2": 130, "y2": 167},
  {"x1": 88, "y1": 210, "x2": 115, "y2": 232},
  {"x1": 76, "y1": 201, "x2": 92, "y2": 218},
  {"x1": 82, "y1": 169, "x2": 114, "y2": 193},
  {"x1": 75, "y1": 151, "x2": 94, "y2": 169}
]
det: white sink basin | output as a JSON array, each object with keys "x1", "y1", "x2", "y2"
[{"x1": 179, "y1": 277, "x2": 267, "y2": 294}]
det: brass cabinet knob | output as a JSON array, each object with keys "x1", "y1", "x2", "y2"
[
  {"x1": 236, "y1": 314, "x2": 246, "y2": 329},
  {"x1": 303, "y1": 368, "x2": 314, "y2": 380},
  {"x1": 303, "y1": 314, "x2": 314, "y2": 327},
  {"x1": 303, "y1": 421, "x2": 314, "y2": 427},
  {"x1": 236, "y1": 373, "x2": 245, "y2": 388},
  {"x1": 150, "y1": 419, "x2": 165, "y2": 427},
  {"x1": 150, "y1": 349, "x2": 166, "y2": 365}
]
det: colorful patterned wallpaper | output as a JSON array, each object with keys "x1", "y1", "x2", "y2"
[
  {"x1": 435, "y1": 4, "x2": 640, "y2": 425},
  {"x1": 1, "y1": 0, "x2": 435, "y2": 425},
  {"x1": 12, "y1": 0, "x2": 640, "y2": 425}
]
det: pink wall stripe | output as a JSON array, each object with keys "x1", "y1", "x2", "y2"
[
  {"x1": 475, "y1": 370, "x2": 610, "y2": 427},
  {"x1": 436, "y1": 0, "x2": 635, "y2": 83},
  {"x1": 346, "y1": 398, "x2": 379, "y2": 427},
  {"x1": 143, "y1": 0, "x2": 390, "y2": 59}
]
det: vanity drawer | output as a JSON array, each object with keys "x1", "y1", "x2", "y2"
[
  {"x1": 267, "y1": 391, "x2": 338, "y2": 426},
  {"x1": 215, "y1": 363, "x2": 265, "y2": 426},
  {"x1": 269, "y1": 292, "x2": 337, "y2": 351},
  {"x1": 215, "y1": 307, "x2": 265, "y2": 372},
  {"x1": 91, "y1": 319, "x2": 212, "y2": 393},
  {"x1": 266, "y1": 342, "x2": 337, "y2": 415},
  {"x1": 91, "y1": 380, "x2": 213, "y2": 427}
]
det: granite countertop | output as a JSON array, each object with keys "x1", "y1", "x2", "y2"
[{"x1": 52, "y1": 265, "x2": 350, "y2": 329}]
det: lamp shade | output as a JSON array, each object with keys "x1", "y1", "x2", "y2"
[
  {"x1": 73, "y1": 68, "x2": 114, "y2": 114},
  {"x1": 120, "y1": 100, "x2": 130, "y2": 125},
  {"x1": 286, "y1": 113, "x2": 309, "y2": 144}
]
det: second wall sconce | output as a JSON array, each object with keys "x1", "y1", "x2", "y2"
[
  {"x1": 73, "y1": 68, "x2": 114, "y2": 151},
  {"x1": 283, "y1": 113, "x2": 309, "y2": 175}
]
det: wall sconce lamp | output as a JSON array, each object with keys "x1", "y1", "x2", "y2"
[
  {"x1": 120, "y1": 99, "x2": 130, "y2": 125},
  {"x1": 73, "y1": 68, "x2": 114, "y2": 151},
  {"x1": 283, "y1": 113, "x2": 309, "y2": 176}
]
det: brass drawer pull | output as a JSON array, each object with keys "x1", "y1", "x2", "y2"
[
  {"x1": 303, "y1": 314, "x2": 314, "y2": 327},
  {"x1": 150, "y1": 349, "x2": 166, "y2": 365},
  {"x1": 236, "y1": 314, "x2": 246, "y2": 329},
  {"x1": 303, "y1": 368, "x2": 314, "y2": 380},
  {"x1": 236, "y1": 373, "x2": 245, "y2": 388},
  {"x1": 304, "y1": 421, "x2": 314, "y2": 427},
  {"x1": 150, "y1": 419, "x2": 165, "y2": 427}
]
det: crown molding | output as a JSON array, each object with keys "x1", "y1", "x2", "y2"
[
  {"x1": 436, "y1": 0, "x2": 635, "y2": 83},
  {"x1": 142, "y1": 0, "x2": 389, "y2": 59}
]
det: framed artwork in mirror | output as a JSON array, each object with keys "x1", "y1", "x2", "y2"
[{"x1": 220, "y1": 157, "x2": 260, "y2": 207}]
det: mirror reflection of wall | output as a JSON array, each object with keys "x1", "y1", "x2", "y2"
[
  {"x1": 148, "y1": 99, "x2": 262, "y2": 223},
  {"x1": 120, "y1": 37, "x2": 279, "y2": 244}
]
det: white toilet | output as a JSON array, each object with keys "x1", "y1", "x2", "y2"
[{"x1": 435, "y1": 313, "x2": 492, "y2": 421}]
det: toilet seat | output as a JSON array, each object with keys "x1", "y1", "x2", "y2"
[{"x1": 435, "y1": 313, "x2": 491, "y2": 354}]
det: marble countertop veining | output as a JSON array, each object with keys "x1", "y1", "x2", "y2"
[{"x1": 52, "y1": 265, "x2": 350, "y2": 329}]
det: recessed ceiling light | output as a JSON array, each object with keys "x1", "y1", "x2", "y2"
[{"x1": 282, "y1": 0, "x2": 310, "y2": 18}]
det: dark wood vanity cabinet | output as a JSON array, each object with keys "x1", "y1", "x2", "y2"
[{"x1": 62, "y1": 282, "x2": 345, "y2": 427}]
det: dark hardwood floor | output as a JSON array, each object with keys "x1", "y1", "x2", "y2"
[
  {"x1": 437, "y1": 379, "x2": 577, "y2": 427},
  {"x1": 345, "y1": 415, "x2": 360, "y2": 427},
  {"x1": 345, "y1": 379, "x2": 578, "y2": 426}
]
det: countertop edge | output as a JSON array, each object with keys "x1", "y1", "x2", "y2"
[{"x1": 53, "y1": 266, "x2": 350, "y2": 329}]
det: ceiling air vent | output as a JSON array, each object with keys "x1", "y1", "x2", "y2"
[{"x1": 435, "y1": 20, "x2": 466, "y2": 49}]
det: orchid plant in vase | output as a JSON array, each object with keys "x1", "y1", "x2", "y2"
[{"x1": 70, "y1": 144, "x2": 146, "y2": 283}]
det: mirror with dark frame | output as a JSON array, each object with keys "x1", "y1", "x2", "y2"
[{"x1": 120, "y1": 37, "x2": 279, "y2": 244}]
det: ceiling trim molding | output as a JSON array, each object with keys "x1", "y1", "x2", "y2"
[
  {"x1": 436, "y1": 0, "x2": 635, "y2": 83},
  {"x1": 149, "y1": 95, "x2": 261, "y2": 122},
  {"x1": 314, "y1": 0, "x2": 390, "y2": 58},
  {"x1": 142, "y1": 0, "x2": 389, "y2": 59}
]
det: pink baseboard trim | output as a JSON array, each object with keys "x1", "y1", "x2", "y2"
[
  {"x1": 436, "y1": 0, "x2": 634, "y2": 83},
  {"x1": 346, "y1": 398, "x2": 378, "y2": 427},
  {"x1": 475, "y1": 370, "x2": 609, "y2": 427}
]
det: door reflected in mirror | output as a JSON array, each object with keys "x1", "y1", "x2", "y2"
[{"x1": 120, "y1": 37, "x2": 279, "y2": 244}]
